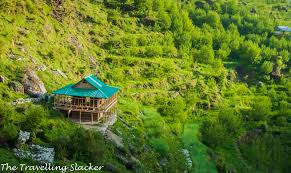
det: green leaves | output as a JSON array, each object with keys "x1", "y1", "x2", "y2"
[
  {"x1": 239, "y1": 40, "x2": 262, "y2": 65},
  {"x1": 201, "y1": 109, "x2": 243, "y2": 148},
  {"x1": 261, "y1": 61, "x2": 273, "y2": 74},
  {"x1": 250, "y1": 96, "x2": 272, "y2": 121},
  {"x1": 21, "y1": 105, "x2": 48, "y2": 132}
]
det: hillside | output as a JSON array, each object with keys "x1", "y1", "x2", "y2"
[{"x1": 0, "y1": 0, "x2": 290, "y2": 173}]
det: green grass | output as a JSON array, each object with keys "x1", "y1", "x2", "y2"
[{"x1": 181, "y1": 123, "x2": 217, "y2": 173}]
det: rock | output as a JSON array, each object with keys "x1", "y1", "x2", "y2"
[
  {"x1": 170, "y1": 91, "x2": 180, "y2": 98},
  {"x1": 70, "y1": 36, "x2": 83, "y2": 52},
  {"x1": 106, "y1": 114, "x2": 117, "y2": 126},
  {"x1": 9, "y1": 81, "x2": 24, "y2": 93},
  {"x1": 29, "y1": 56, "x2": 47, "y2": 71},
  {"x1": 0, "y1": 75, "x2": 5, "y2": 83},
  {"x1": 22, "y1": 70, "x2": 47, "y2": 97},
  {"x1": 88, "y1": 55, "x2": 97, "y2": 68},
  {"x1": 117, "y1": 155, "x2": 135, "y2": 169},
  {"x1": 105, "y1": 130, "x2": 124, "y2": 150},
  {"x1": 14, "y1": 144, "x2": 55, "y2": 163},
  {"x1": 12, "y1": 98, "x2": 41, "y2": 105},
  {"x1": 29, "y1": 56, "x2": 38, "y2": 64},
  {"x1": 130, "y1": 155, "x2": 141, "y2": 166},
  {"x1": 51, "y1": 69, "x2": 67, "y2": 79},
  {"x1": 17, "y1": 130, "x2": 30, "y2": 144},
  {"x1": 181, "y1": 149, "x2": 192, "y2": 170},
  {"x1": 38, "y1": 64, "x2": 47, "y2": 71},
  {"x1": 18, "y1": 28, "x2": 29, "y2": 35}
]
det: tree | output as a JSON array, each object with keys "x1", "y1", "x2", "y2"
[
  {"x1": 251, "y1": 96, "x2": 272, "y2": 121},
  {"x1": 157, "y1": 11, "x2": 171, "y2": 31},
  {"x1": 201, "y1": 109, "x2": 243, "y2": 148},
  {"x1": 158, "y1": 97, "x2": 186, "y2": 122},
  {"x1": 196, "y1": 45, "x2": 215, "y2": 64},
  {"x1": 201, "y1": 119, "x2": 226, "y2": 148},
  {"x1": 261, "y1": 61, "x2": 273, "y2": 74},
  {"x1": 22, "y1": 105, "x2": 47, "y2": 132},
  {"x1": 134, "y1": 0, "x2": 152, "y2": 16},
  {"x1": 239, "y1": 40, "x2": 261, "y2": 65},
  {"x1": 218, "y1": 109, "x2": 242, "y2": 137},
  {"x1": 205, "y1": 11, "x2": 221, "y2": 28}
]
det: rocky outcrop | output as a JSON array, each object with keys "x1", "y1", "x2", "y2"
[
  {"x1": 0, "y1": 75, "x2": 5, "y2": 83},
  {"x1": 82, "y1": 114, "x2": 141, "y2": 171},
  {"x1": 22, "y1": 70, "x2": 47, "y2": 97},
  {"x1": 14, "y1": 130, "x2": 55, "y2": 163},
  {"x1": 12, "y1": 98, "x2": 42, "y2": 105},
  {"x1": 51, "y1": 69, "x2": 68, "y2": 79},
  {"x1": 9, "y1": 81, "x2": 24, "y2": 93},
  {"x1": 182, "y1": 149, "x2": 192, "y2": 171},
  {"x1": 17, "y1": 130, "x2": 30, "y2": 144},
  {"x1": 116, "y1": 154, "x2": 140, "y2": 169},
  {"x1": 14, "y1": 145, "x2": 55, "y2": 163},
  {"x1": 105, "y1": 130, "x2": 124, "y2": 150}
]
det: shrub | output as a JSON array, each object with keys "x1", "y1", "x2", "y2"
[
  {"x1": 0, "y1": 124, "x2": 18, "y2": 146},
  {"x1": 150, "y1": 138, "x2": 169, "y2": 156},
  {"x1": 261, "y1": 61, "x2": 273, "y2": 74},
  {"x1": 21, "y1": 105, "x2": 48, "y2": 132},
  {"x1": 218, "y1": 109, "x2": 242, "y2": 137},
  {"x1": 250, "y1": 96, "x2": 272, "y2": 121},
  {"x1": 68, "y1": 128, "x2": 107, "y2": 163},
  {"x1": 200, "y1": 119, "x2": 226, "y2": 148},
  {"x1": 196, "y1": 45, "x2": 215, "y2": 64},
  {"x1": 0, "y1": 103, "x2": 19, "y2": 146},
  {"x1": 158, "y1": 97, "x2": 186, "y2": 122},
  {"x1": 145, "y1": 46, "x2": 163, "y2": 57}
]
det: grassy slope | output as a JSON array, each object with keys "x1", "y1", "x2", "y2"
[
  {"x1": 245, "y1": 0, "x2": 291, "y2": 26},
  {"x1": 0, "y1": 1, "x2": 194, "y2": 171},
  {"x1": 0, "y1": 0, "x2": 290, "y2": 172},
  {"x1": 181, "y1": 123, "x2": 217, "y2": 173}
]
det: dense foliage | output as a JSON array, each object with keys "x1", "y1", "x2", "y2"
[{"x1": 0, "y1": 0, "x2": 290, "y2": 172}]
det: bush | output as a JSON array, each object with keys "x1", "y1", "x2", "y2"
[
  {"x1": 21, "y1": 105, "x2": 48, "y2": 132},
  {"x1": 0, "y1": 103, "x2": 19, "y2": 146},
  {"x1": 218, "y1": 109, "x2": 242, "y2": 137},
  {"x1": 145, "y1": 46, "x2": 163, "y2": 57},
  {"x1": 150, "y1": 138, "x2": 169, "y2": 156},
  {"x1": 201, "y1": 109, "x2": 243, "y2": 148},
  {"x1": 261, "y1": 61, "x2": 273, "y2": 74},
  {"x1": 250, "y1": 96, "x2": 272, "y2": 121},
  {"x1": 68, "y1": 128, "x2": 108, "y2": 163},
  {"x1": 196, "y1": 45, "x2": 215, "y2": 64},
  {"x1": 158, "y1": 97, "x2": 186, "y2": 122},
  {"x1": 201, "y1": 119, "x2": 226, "y2": 148}
]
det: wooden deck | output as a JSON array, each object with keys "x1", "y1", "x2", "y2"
[
  {"x1": 53, "y1": 95, "x2": 118, "y2": 124},
  {"x1": 53, "y1": 94, "x2": 117, "y2": 113}
]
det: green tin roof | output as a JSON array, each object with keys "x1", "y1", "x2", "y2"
[{"x1": 52, "y1": 74, "x2": 119, "y2": 98}]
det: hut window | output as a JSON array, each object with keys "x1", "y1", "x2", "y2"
[{"x1": 86, "y1": 97, "x2": 90, "y2": 102}]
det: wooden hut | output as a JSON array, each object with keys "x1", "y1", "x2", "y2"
[{"x1": 52, "y1": 74, "x2": 119, "y2": 124}]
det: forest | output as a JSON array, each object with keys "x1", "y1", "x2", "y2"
[{"x1": 0, "y1": 0, "x2": 290, "y2": 172}]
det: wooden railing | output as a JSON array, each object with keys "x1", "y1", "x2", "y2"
[{"x1": 53, "y1": 94, "x2": 117, "y2": 112}]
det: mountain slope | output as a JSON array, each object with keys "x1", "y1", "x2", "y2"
[{"x1": 0, "y1": 0, "x2": 290, "y2": 173}]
